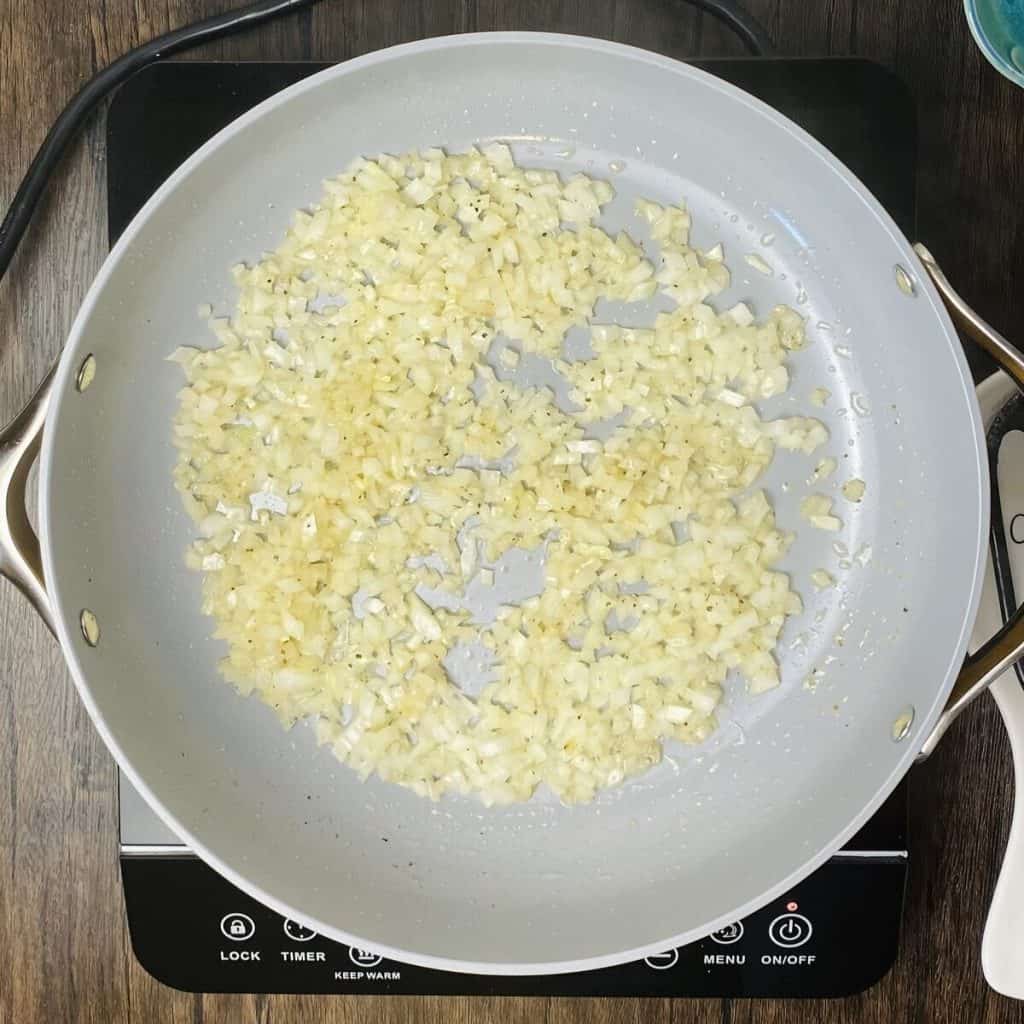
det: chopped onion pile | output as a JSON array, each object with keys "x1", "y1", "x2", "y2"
[{"x1": 172, "y1": 145, "x2": 828, "y2": 806}]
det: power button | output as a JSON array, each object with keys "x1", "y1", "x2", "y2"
[{"x1": 768, "y1": 913, "x2": 812, "y2": 948}]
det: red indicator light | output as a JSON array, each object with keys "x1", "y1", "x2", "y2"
[{"x1": 786, "y1": 901, "x2": 798, "y2": 912}]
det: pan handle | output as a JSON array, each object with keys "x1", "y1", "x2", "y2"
[
  {"x1": 915, "y1": 243, "x2": 1024, "y2": 756},
  {"x1": 0, "y1": 368, "x2": 56, "y2": 635}
]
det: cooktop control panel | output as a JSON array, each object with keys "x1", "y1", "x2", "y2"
[{"x1": 122, "y1": 854, "x2": 905, "y2": 996}]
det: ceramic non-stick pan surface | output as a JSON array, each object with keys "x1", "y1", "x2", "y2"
[{"x1": 38, "y1": 34, "x2": 986, "y2": 973}]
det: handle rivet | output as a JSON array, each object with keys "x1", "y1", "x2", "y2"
[
  {"x1": 891, "y1": 705, "x2": 915, "y2": 741},
  {"x1": 894, "y1": 265, "x2": 916, "y2": 297},
  {"x1": 80, "y1": 608, "x2": 100, "y2": 647},
  {"x1": 75, "y1": 354, "x2": 96, "y2": 393}
]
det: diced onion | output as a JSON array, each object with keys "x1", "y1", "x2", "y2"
[
  {"x1": 744, "y1": 253, "x2": 774, "y2": 276},
  {"x1": 809, "y1": 457, "x2": 837, "y2": 483},
  {"x1": 801, "y1": 494, "x2": 843, "y2": 532},
  {"x1": 810, "y1": 569, "x2": 834, "y2": 589},
  {"x1": 842, "y1": 478, "x2": 866, "y2": 502},
  {"x1": 172, "y1": 145, "x2": 835, "y2": 807}
]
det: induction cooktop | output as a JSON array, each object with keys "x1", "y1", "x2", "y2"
[{"x1": 109, "y1": 57, "x2": 914, "y2": 997}]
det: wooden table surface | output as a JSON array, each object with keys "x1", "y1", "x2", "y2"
[{"x1": 2, "y1": 1, "x2": 1023, "y2": 1021}]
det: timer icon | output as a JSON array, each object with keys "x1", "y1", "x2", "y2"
[{"x1": 283, "y1": 919, "x2": 317, "y2": 942}]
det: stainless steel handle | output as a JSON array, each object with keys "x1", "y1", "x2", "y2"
[
  {"x1": 0, "y1": 368, "x2": 56, "y2": 635},
  {"x1": 915, "y1": 243, "x2": 1024, "y2": 756}
]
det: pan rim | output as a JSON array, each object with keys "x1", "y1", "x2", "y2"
[{"x1": 38, "y1": 30, "x2": 987, "y2": 974}]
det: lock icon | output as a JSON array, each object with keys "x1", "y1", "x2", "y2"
[{"x1": 220, "y1": 913, "x2": 255, "y2": 941}]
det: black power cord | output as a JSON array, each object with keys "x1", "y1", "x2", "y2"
[
  {"x1": 0, "y1": 0, "x2": 770, "y2": 289},
  {"x1": 0, "y1": 0, "x2": 322, "y2": 283},
  {"x1": 687, "y1": 0, "x2": 772, "y2": 56}
]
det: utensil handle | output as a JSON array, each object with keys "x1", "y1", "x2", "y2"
[
  {"x1": 983, "y1": 664, "x2": 1024, "y2": 997},
  {"x1": 680, "y1": 0, "x2": 772, "y2": 55},
  {"x1": 970, "y1": 373, "x2": 1024, "y2": 999},
  {"x1": 915, "y1": 243, "x2": 1024, "y2": 756},
  {"x1": 0, "y1": 368, "x2": 56, "y2": 634}
]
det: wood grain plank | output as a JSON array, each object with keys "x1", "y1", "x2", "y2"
[
  {"x1": 0, "y1": 0, "x2": 129, "y2": 1019},
  {"x1": 2, "y1": 1, "x2": 1024, "y2": 1022}
]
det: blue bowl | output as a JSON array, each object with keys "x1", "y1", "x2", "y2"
[{"x1": 966, "y1": 0, "x2": 1024, "y2": 87}]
